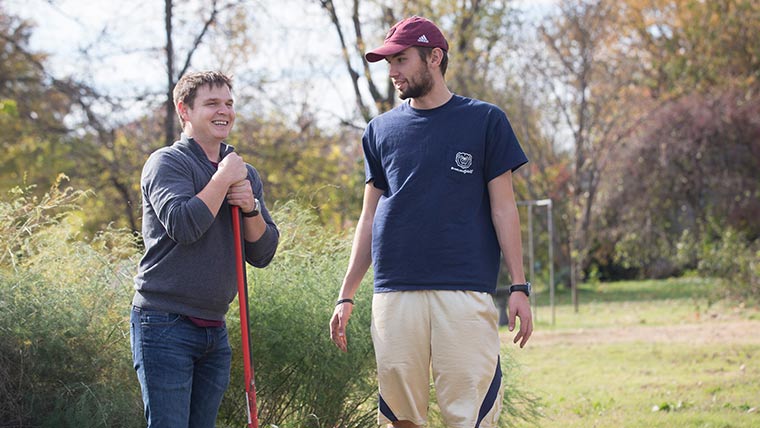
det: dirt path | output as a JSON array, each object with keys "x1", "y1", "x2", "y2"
[{"x1": 505, "y1": 320, "x2": 760, "y2": 347}]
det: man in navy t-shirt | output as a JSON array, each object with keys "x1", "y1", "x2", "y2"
[{"x1": 329, "y1": 16, "x2": 533, "y2": 428}]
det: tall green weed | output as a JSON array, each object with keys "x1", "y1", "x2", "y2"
[{"x1": 0, "y1": 181, "x2": 143, "y2": 427}]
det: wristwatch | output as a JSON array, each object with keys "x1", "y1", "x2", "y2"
[
  {"x1": 508, "y1": 282, "x2": 531, "y2": 297},
  {"x1": 242, "y1": 198, "x2": 260, "y2": 217}
]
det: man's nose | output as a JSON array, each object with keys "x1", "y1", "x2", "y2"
[{"x1": 388, "y1": 62, "x2": 399, "y2": 78}]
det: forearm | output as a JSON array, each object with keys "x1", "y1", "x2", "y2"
[
  {"x1": 338, "y1": 216, "x2": 373, "y2": 299},
  {"x1": 243, "y1": 197, "x2": 279, "y2": 267},
  {"x1": 243, "y1": 214, "x2": 267, "y2": 242},
  {"x1": 338, "y1": 183, "x2": 382, "y2": 300},
  {"x1": 489, "y1": 171, "x2": 526, "y2": 284},
  {"x1": 494, "y1": 203, "x2": 526, "y2": 284},
  {"x1": 196, "y1": 174, "x2": 233, "y2": 218}
]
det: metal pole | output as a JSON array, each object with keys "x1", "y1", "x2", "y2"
[
  {"x1": 517, "y1": 199, "x2": 555, "y2": 325},
  {"x1": 547, "y1": 201, "x2": 555, "y2": 326},
  {"x1": 527, "y1": 204, "x2": 535, "y2": 321}
]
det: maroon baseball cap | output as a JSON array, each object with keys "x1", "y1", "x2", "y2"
[{"x1": 365, "y1": 16, "x2": 449, "y2": 63}]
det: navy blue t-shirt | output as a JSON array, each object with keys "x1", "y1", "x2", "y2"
[{"x1": 363, "y1": 95, "x2": 528, "y2": 294}]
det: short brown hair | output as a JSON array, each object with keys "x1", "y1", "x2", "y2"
[{"x1": 173, "y1": 71, "x2": 233, "y2": 127}]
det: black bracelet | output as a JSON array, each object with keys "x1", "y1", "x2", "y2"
[
  {"x1": 242, "y1": 209, "x2": 259, "y2": 218},
  {"x1": 335, "y1": 298, "x2": 354, "y2": 306}
]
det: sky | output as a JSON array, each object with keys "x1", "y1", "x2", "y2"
[
  {"x1": 6, "y1": 0, "x2": 374, "y2": 125},
  {"x1": 5, "y1": 0, "x2": 556, "y2": 127}
]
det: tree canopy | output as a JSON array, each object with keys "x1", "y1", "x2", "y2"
[{"x1": 0, "y1": 0, "x2": 757, "y2": 284}]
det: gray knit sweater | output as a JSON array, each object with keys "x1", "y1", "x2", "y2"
[{"x1": 132, "y1": 135, "x2": 279, "y2": 320}]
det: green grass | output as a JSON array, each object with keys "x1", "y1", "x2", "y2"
[
  {"x1": 503, "y1": 277, "x2": 760, "y2": 428},
  {"x1": 528, "y1": 277, "x2": 758, "y2": 329}
]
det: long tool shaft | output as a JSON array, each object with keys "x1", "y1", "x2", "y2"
[{"x1": 231, "y1": 206, "x2": 259, "y2": 428}]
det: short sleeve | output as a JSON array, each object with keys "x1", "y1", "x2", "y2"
[
  {"x1": 484, "y1": 109, "x2": 528, "y2": 182},
  {"x1": 362, "y1": 123, "x2": 388, "y2": 190}
]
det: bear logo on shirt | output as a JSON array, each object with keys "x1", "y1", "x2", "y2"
[
  {"x1": 455, "y1": 152, "x2": 472, "y2": 169},
  {"x1": 451, "y1": 152, "x2": 474, "y2": 174}
]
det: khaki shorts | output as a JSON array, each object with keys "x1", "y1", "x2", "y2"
[{"x1": 371, "y1": 290, "x2": 503, "y2": 428}]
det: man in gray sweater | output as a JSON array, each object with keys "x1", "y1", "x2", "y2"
[{"x1": 131, "y1": 70, "x2": 279, "y2": 427}]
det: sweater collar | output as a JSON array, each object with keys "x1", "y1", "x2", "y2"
[{"x1": 177, "y1": 133, "x2": 236, "y2": 163}]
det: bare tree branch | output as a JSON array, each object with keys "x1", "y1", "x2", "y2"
[
  {"x1": 177, "y1": 0, "x2": 222, "y2": 78},
  {"x1": 164, "y1": 0, "x2": 175, "y2": 146},
  {"x1": 319, "y1": 0, "x2": 372, "y2": 122}
]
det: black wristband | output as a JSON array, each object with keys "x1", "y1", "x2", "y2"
[
  {"x1": 335, "y1": 298, "x2": 354, "y2": 306},
  {"x1": 508, "y1": 282, "x2": 531, "y2": 297},
  {"x1": 242, "y1": 209, "x2": 259, "y2": 217}
]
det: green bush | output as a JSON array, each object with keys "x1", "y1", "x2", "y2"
[
  {"x1": 677, "y1": 226, "x2": 760, "y2": 302},
  {"x1": 0, "y1": 269, "x2": 142, "y2": 428},
  {"x1": 0, "y1": 182, "x2": 143, "y2": 427}
]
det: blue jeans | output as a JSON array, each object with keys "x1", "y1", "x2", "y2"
[{"x1": 130, "y1": 306, "x2": 232, "y2": 428}]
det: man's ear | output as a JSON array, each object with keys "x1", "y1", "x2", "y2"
[
  {"x1": 176, "y1": 101, "x2": 189, "y2": 122},
  {"x1": 430, "y1": 48, "x2": 443, "y2": 66}
]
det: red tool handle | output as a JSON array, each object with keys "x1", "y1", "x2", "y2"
[{"x1": 231, "y1": 206, "x2": 259, "y2": 428}]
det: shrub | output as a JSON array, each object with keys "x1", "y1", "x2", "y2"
[
  {"x1": 677, "y1": 226, "x2": 760, "y2": 302},
  {"x1": 0, "y1": 182, "x2": 143, "y2": 427}
]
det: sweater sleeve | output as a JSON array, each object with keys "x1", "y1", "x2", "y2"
[
  {"x1": 243, "y1": 165, "x2": 279, "y2": 267},
  {"x1": 244, "y1": 223, "x2": 279, "y2": 267},
  {"x1": 142, "y1": 151, "x2": 215, "y2": 245}
]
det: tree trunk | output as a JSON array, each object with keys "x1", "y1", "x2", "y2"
[{"x1": 164, "y1": 0, "x2": 175, "y2": 146}]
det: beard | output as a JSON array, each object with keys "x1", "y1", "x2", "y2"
[{"x1": 398, "y1": 66, "x2": 434, "y2": 100}]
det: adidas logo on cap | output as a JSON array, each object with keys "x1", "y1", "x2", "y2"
[{"x1": 417, "y1": 35, "x2": 429, "y2": 43}]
